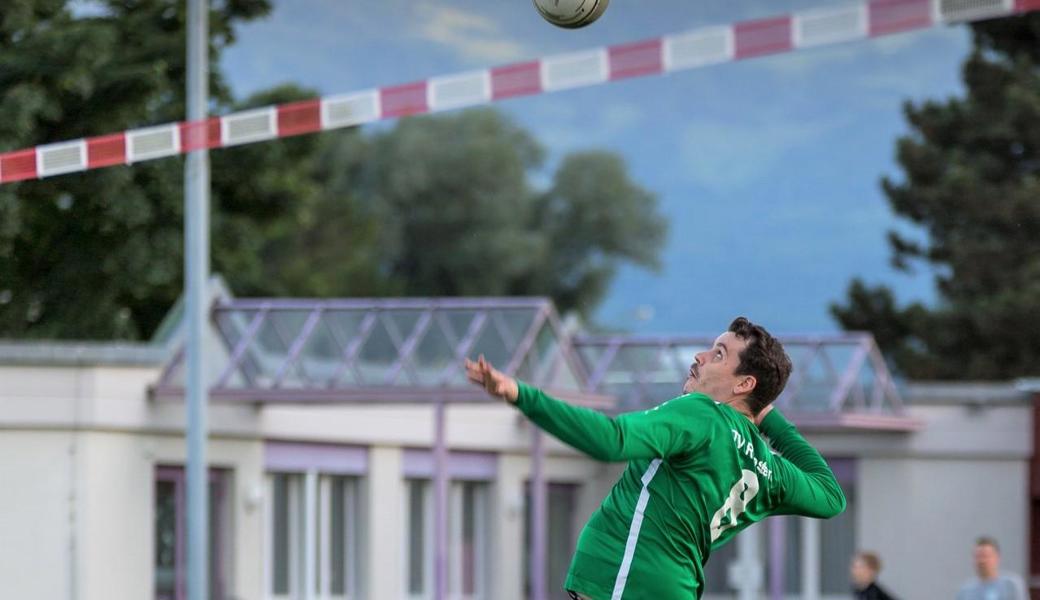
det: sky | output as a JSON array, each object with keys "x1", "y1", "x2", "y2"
[{"x1": 221, "y1": 0, "x2": 971, "y2": 335}]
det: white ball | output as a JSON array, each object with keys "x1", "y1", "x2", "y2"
[{"x1": 533, "y1": 0, "x2": 610, "y2": 29}]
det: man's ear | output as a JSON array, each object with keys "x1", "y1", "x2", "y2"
[{"x1": 734, "y1": 375, "x2": 757, "y2": 396}]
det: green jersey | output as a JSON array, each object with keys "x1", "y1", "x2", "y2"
[{"x1": 515, "y1": 383, "x2": 846, "y2": 600}]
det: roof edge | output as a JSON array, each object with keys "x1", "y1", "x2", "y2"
[
  {"x1": 0, "y1": 341, "x2": 167, "y2": 367},
  {"x1": 904, "y1": 381, "x2": 1031, "y2": 405}
]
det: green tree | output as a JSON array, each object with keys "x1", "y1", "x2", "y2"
[
  {"x1": 0, "y1": 2, "x2": 665, "y2": 340},
  {"x1": 328, "y1": 109, "x2": 666, "y2": 317},
  {"x1": 0, "y1": 0, "x2": 321, "y2": 339},
  {"x1": 525, "y1": 151, "x2": 664, "y2": 314},
  {"x1": 831, "y1": 13, "x2": 1040, "y2": 379}
]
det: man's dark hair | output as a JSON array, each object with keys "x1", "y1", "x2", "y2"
[
  {"x1": 729, "y1": 317, "x2": 792, "y2": 415},
  {"x1": 976, "y1": 536, "x2": 1000, "y2": 552}
]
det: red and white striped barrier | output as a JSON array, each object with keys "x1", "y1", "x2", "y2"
[{"x1": 2, "y1": 0, "x2": 1036, "y2": 184}]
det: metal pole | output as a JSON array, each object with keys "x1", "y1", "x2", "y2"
[
  {"x1": 185, "y1": 1, "x2": 210, "y2": 600},
  {"x1": 531, "y1": 429, "x2": 547, "y2": 600},
  {"x1": 802, "y1": 518, "x2": 821, "y2": 600},
  {"x1": 433, "y1": 400, "x2": 448, "y2": 600}
]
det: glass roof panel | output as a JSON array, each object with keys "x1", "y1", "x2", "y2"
[
  {"x1": 572, "y1": 334, "x2": 902, "y2": 415},
  {"x1": 159, "y1": 298, "x2": 587, "y2": 399}
]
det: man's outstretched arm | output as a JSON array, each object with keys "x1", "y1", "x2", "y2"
[
  {"x1": 465, "y1": 356, "x2": 705, "y2": 461},
  {"x1": 759, "y1": 409, "x2": 847, "y2": 518}
]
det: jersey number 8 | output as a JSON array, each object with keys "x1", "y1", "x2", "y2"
[{"x1": 709, "y1": 469, "x2": 760, "y2": 542}]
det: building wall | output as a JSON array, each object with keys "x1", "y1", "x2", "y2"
[
  {"x1": 0, "y1": 367, "x2": 604, "y2": 600},
  {"x1": 362, "y1": 445, "x2": 404, "y2": 599},
  {"x1": 859, "y1": 458, "x2": 1028, "y2": 600},
  {"x1": 77, "y1": 431, "x2": 153, "y2": 600},
  {"x1": 1, "y1": 358, "x2": 1035, "y2": 600},
  {"x1": 853, "y1": 398, "x2": 1032, "y2": 600},
  {"x1": 146, "y1": 433, "x2": 266, "y2": 600},
  {"x1": 0, "y1": 361, "x2": 268, "y2": 600},
  {"x1": 0, "y1": 430, "x2": 76, "y2": 599}
]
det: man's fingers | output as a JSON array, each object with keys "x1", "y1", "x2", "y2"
[
  {"x1": 464, "y1": 355, "x2": 513, "y2": 401},
  {"x1": 464, "y1": 358, "x2": 491, "y2": 389}
]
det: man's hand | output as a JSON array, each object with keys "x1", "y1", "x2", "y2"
[{"x1": 464, "y1": 355, "x2": 519, "y2": 404}]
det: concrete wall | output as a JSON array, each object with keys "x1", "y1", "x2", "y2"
[
  {"x1": 0, "y1": 429, "x2": 266, "y2": 600},
  {"x1": 1, "y1": 358, "x2": 1034, "y2": 600},
  {"x1": 145, "y1": 434, "x2": 266, "y2": 600},
  {"x1": 0, "y1": 359, "x2": 611, "y2": 600},
  {"x1": 851, "y1": 397, "x2": 1032, "y2": 600},
  {"x1": 361, "y1": 445, "x2": 404, "y2": 599},
  {"x1": 859, "y1": 458, "x2": 1028, "y2": 600},
  {"x1": 0, "y1": 431, "x2": 75, "y2": 599}
]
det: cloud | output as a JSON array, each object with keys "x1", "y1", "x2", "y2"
[
  {"x1": 746, "y1": 24, "x2": 968, "y2": 81},
  {"x1": 601, "y1": 103, "x2": 643, "y2": 132},
  {"x1": 413, "y1": 3, "x2": 529, "y2": 63},
  {"x1": 677, "y1": 116, "x2": 841, "y2": 191},
  {"x1": 518, "y1": 99, "x2": 647, "y2": 153}
]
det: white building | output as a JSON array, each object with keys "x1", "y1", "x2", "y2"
[{"x1": 0, "y1": 284, "x2": 1033, "y2": 600}]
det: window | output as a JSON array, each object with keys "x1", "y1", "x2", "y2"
[
  {"x1": 702, "y1": 532, "x2": 737, "y2": 595},
  {"x1": 154, "y1": 467, "x2": 229, "y2": 600},
  {"x1": 326, "y1": 476, "x2": 360, "y2": 597},
  {"x1": 524, "y1": 483, "x2": 580, "y2": 600},
  {"x1": 820, "y1": 479, "x2": 856, "y2": 596},
  {"x1": 267, "y1": 473, "x2": 361, "y2": 599},
  {"x1": 776, "y1": 517, "x2": 803, "y2": 595},
  {"x1": 404, "y1": 479, "x2": 490, "y2": 600}
]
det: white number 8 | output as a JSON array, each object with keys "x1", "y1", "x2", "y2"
[{"x1": 709, "y1": 469, "x2": 760, "y2": 542}]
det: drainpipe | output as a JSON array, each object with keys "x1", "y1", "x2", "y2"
[{"x1": 1015, "y1": 379, "x2": 1040, "y2": 597}]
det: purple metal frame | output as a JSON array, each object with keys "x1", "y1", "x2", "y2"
[
  {"x1": 150, "y1": 297, "x2": 602, "y2": 600},
  {"x1": 530, "y1": 430, "x2": 547, "y2": 600},
  {"x1": 573, "y1": 332, "x2": 919, "y2": 429},
  {"x1": 214, "y1": 307, "x2": 268, "y2": 388},
  {"x1": 401, "y1": 449, "x2": 498, "y2": 480},
  {"x1": 150, "y1": 298, "x2": 915, "y2": 600},
  {"x1": 264, "y1": 441, "x2": 368, "y2": 475},
  {"x1": 769, "y1": 517, "x2": 785, "y2": 600},
  {"x1": 154, "y1": 297, "x2": 593, "y2": 402}
]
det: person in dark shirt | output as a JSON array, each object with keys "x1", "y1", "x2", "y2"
[{"x1": 851, "y1": 551, "x2": 898, "y2": 600}]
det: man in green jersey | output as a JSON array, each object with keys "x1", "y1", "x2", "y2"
[{"x1": 465, "y1": 317, "x2": 846, "y2": 599}]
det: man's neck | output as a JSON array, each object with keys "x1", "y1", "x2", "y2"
[{"x1": 721, "y1": 397, "x2": 755, "y2": 421}]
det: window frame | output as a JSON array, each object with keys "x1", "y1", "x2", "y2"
[
  {"x1": 403, "y1": 478, "x2": 491, "y2": 600},
  {"x1": 154, "y1": 466, "x2": 229, "y2": 600}
]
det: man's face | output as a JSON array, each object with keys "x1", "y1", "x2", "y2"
[
  {"x1": 974, "y1": 543, "x2": 1000, "y2": 579},
  {"x1": 849, "y1": 557, "x2": 876, "y2": 588},
  {"x1": 682, "y1": 331, "x2": 750, "y2": 402}
]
